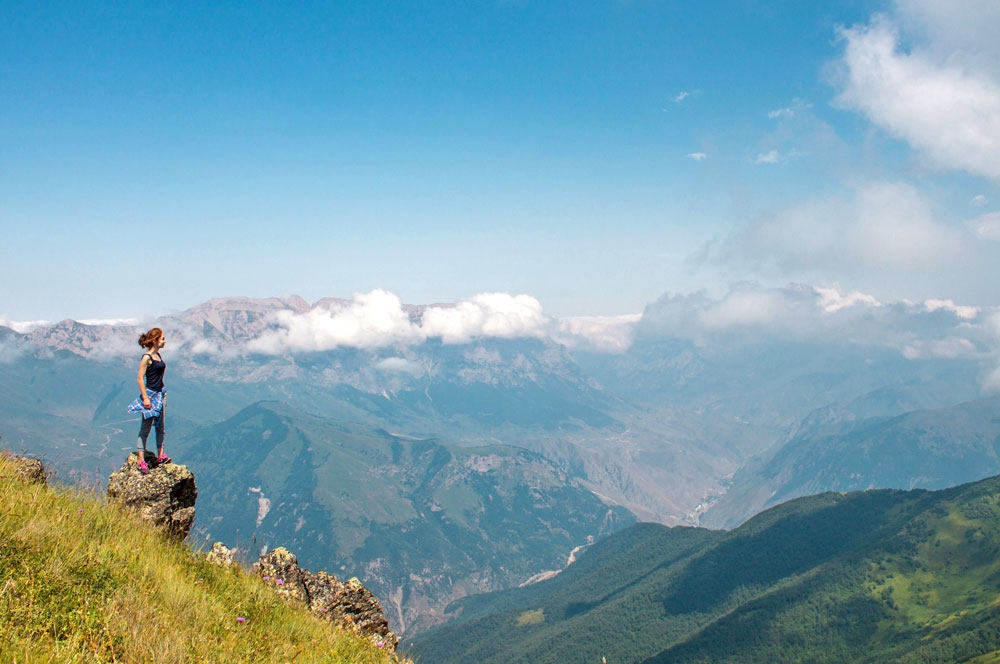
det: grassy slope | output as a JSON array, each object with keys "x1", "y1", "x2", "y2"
[
  {"x1": 414, "y1": 477, "x2": 1000, "y2": 664},
  {"x1": 0, "y1": 455, "x2": 404, "y2": 664}
]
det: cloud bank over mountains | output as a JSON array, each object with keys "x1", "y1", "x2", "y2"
[
  {"x1": 638, "y1": 283, "x2": 1000, "y2": 390},
  {"x1": 246, "y1": 291, "x2": 556, "y2": 353},
  {"x1": 5, "y1": 285, "x2": 1000, "y2": 391}
]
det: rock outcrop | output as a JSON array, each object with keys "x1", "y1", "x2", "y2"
[
  {"x1": 205, "y1": 542, "x2": 238, "y2": 568},
  {"x1": 1, "y1": 452, "x2": 47, "y2": 485},
  {"x1": 255, "y1": 547, "x2": 399, "y2": 651},
  {"x1": 107, "y1": 451, "x2": 197, "y2": 540}
]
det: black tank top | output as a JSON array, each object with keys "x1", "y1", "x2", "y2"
[{"x1": 144, "y1": 354, "x2": 166, "y2": 392}]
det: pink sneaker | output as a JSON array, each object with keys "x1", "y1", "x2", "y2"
[
  {"x1": 137, "y1": 460, "x2": 150, "y2": 475},
  {"x1": 156, "y1": 454, "x2": 172, "y2": 465}
]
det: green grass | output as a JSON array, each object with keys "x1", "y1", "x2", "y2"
[
  {"x1": 515, "y1": 608, "x2": 544, "y2": 626},
  {"x1": 0, "y1": 455, "x2": 407, "y2": 664}
]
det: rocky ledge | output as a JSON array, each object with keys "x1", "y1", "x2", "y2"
[
  {"x1": 254, "y1": 546, "x2": 400, "y2": 653},
  {"x1": 107, "y1": 451, "x2": 197, "y2": 540}
]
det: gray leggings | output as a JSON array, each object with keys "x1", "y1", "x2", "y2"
[{"x1": 136, "y1": 403, "x2": 165, "y2": 452}]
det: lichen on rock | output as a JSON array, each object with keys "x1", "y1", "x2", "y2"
[
  {"x1": 107, "y1": 451, "x2": 197, "y2": 540},
  {"x1": 205, "y1": 542, "x2": 238, "y2": 568},
  {"x1": 254, "y1": 547, "x2": 311, "y2": 604}
]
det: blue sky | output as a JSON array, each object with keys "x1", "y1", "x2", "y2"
[{"x1": 2, "y1": 0, "x2": 999, "y2": 320}]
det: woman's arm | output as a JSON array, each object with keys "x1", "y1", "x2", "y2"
[{"x1": 137, "y1": 354, "x2": 151, "y2": 407}]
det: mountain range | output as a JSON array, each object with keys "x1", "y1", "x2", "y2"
[
  {"x1": 176, "y1": 400, "x2": 633, "y2": 634},
  {"x1": 2, "y1": 290, "x2": 998, "y2": 636}
]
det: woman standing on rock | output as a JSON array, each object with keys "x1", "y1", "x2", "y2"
[{"x1": 127, "y1": 327, "x2": 171, "y2": 474}]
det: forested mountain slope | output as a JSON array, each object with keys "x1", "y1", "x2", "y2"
[{"x1": 413, "y1": 474, "x2": 1000, "y2": 664}]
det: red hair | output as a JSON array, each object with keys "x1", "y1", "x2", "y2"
[{"x1": 138, "y1": 327, "x2": 163, "y2": 350}]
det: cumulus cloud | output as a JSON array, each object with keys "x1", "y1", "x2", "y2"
[
  {"x1": 420, "y1": 293, "x2": 549, "y2": 344},
  {"x1": 833, "y1": 10, "x2": 1000, "y2": 181},
  {"x1": 247, "y1": 289, "x2": 423, "y2": 354},
  {"x1": 768, "y1": 107, "x2": 795, "y2": 119},
  {"x1": 724, "y1": 181, "x2": 967, "y2": 274},
  {"x1": 246, "y1": 290, "x2": 609, "y2": 354},
  {"x1": 971, "y1": 194, "x2": 988, "y2": 207},
  {"x1": 687, "y1": 152, "x2": 707, "y2": 161}
]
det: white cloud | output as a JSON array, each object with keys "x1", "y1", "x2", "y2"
[
  {"x1": 833, "y1": 12, "x2": 1000, "y2": 181},
  {"x1": 0, "y1": 318, "x2": 51, "y2": 333},
  {"x1": 245, "y1": 290, "x2": 554, "y2": 353},
  {"x1": 755, "y1": 150, "x2": 780, "y2": 164},
  {"x1": 971, "y1": 194, "x2": 988, "y2": 207},
  {"x1": 768, "y1": 107, "x2": 794, "y2": 119},
  {"x1": 924, "y1": 298, "x2": 980, "y2": 320},
  {"x1": 725, "y1": 181, "x2": 967, "y2": 273},
  {"x1": 247, "y1": 289, "x2": 423, "y2": 354},
  {"x1": 672, "y1": 90, "x2": 699, "y2": 103},
  {"x1": 374, "y1": 357, "x2": 425, "y2": 375},
  {"x1": 420, "y1": 293, "x2": 549, "y2": 344},
  {"x1": 970, "y1": 211, "x2": 1000, "y2": 240},
  {"x1": 555, "y1": 314, "x2": 642, "y2": 353},
  {"x1": 639, "y1": 284, "x2": 998, "y2": 378},
  {"x1": 687, "y1": 152, "x2": 707, "y2": 161},
  {"x1": 814, "y1": 286, "x2": 881, "y2": 313}
]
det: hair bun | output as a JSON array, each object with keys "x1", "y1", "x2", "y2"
[{"x1": 138, "y1": 328, "x2": 163, "y2": 349}]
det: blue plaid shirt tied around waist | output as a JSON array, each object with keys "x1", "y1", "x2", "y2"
[{"x1": 127, "y1": 389, "x2": 165, "y2": 419}]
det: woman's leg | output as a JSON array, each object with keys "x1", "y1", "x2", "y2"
[
  {"x1": 154, "y1": 397, "x2": 168, "y2": 461},
  {"x1": 154, "y1": 413, "x2": 165, "y2": 457},
  {"x1": 137, "y1": 417, "x2": 152, "y2": 466}
]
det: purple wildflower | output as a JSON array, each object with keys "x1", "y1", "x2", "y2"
[
  {"x1": 78, "y1": 508, "x2": 83, "y2": 513},
  {"x1": 276, "y1": 579, "x2": 284, "y2": 585},
  {"x1": 262, "y1": 576, "x2": 270, "y2": 581},
  {"x1": 237, "y1": 617, "x2": 246, "y2": 622}
]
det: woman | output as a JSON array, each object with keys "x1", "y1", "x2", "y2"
[{"x1": 127, "y1": 327, "x2": 172, "y2": 474}]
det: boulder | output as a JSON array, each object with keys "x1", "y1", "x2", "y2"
[
  {"x1": 107, "y1": 451, "x2": 197, "y2": 540},
  {"x1": 254, "y1": 547, "x2": 310, "y2": 604},
  {"x1": 255, "y1": 547, "x2": 399, "y2": 651},
  {"x1": 206, "y1": 542, "x2": 238, "y2": 568},
  {"x1": 1, "y1": 452, "x2": 46, "y2": 485},
  {"x1": 306, "y1": 571, "x2": 399, "y2": 650}
]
